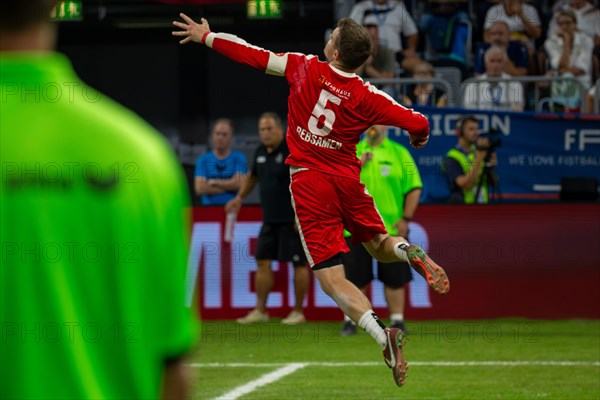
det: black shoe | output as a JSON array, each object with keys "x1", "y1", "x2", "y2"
[
  {"x1": 392, "y1": 320, "x2": 408, "y2": 335},
  {"x1": 339, "y1": 321, "x2": 357, "y2": 336}
]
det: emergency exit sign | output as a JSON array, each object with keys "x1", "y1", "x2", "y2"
[
  {"x1": 247, "y1": 0, "x2": 282, "y2": 19},
  {"x1": 51, "y1": 1, "x2": 83, "y2": 21}
]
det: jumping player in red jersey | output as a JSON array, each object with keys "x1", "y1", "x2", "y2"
[{"x1": 173, "y1": 14, "x2": 450, "y2": 387}]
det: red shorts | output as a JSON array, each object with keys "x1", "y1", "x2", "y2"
[{"x1": 289, "y1": 168, "x2": 386, "y2": 268}]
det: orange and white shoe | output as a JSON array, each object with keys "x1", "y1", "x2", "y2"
[
  {"x1": 401, "y1": 244, "x2": 450, "y2": 295},
  {"x1": 382, "y1": 327, "x2": 408, "y2": 387}
]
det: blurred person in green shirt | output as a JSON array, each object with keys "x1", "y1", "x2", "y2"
[
  {"x1": 1, "y1": 2, "x2": 198, "y2": 399},
  {"x1": 340, "y1": 125, "x2": 422, "y2": 336}
]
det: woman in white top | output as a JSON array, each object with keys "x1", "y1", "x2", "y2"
[
  {"x1": 548, "y1": 0, "x2": 600, "y2": 46},
  {"x1": 544, "y1": 9, "x2": 594, "y2": 89},
  {"x1": 462, "y1": 45, "x2": 525, "y2": 112}
]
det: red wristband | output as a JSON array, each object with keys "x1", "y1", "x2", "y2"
[{"x1": 201, "y1": 31, "x2": 211, "y2": 44}]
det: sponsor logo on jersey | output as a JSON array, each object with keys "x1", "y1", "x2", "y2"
[{"x1": 319, "y1": 75, "x2": 351, "y2": 100}]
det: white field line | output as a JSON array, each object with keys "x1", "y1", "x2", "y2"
[
  {"x1": 190, "y1": 361, "x2": 600, "y2": 368},
  {"x1": 212, "y1": 362, "x2": 307, "y2": 400}
]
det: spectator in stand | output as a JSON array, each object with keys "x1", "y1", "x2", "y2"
[
  {"x1": 475, "y1": 0, "x2": 504, "y2": 40},
  {"x1": 401, "y1": 61, "x2": 448, "y2": 107},
  {"x1": 483, "y1": 0, "x2": 542, "y2": 48},
  {"x1": 356, "y1": 14, "x2": 397, "y2": 97},
  {"x1": 418, "y1": 0, "x2": 472, "y2": 79},
  {"x1": 544, "y1": 9, "x2": 594, "y2": 111},
  {"x1": 462, "y1": 45, "x2": 525, "y2": 111},
  {"x1": 545, "y1": 9, "x2": 594, "y2": 87},
  {"x1": 548, "y1": 0, "x2": 600, "y2": 82},
  {"x1": 349, "y1": 0, "x2": 423, "y2": 72},
  {"x1": 194, "y1": 118, "x2": 247, "y2": 205},
  {"x1": 483, "y1": 0, "x2": 542, "y2": 73},
  {"x1": 549, "y1": 0, "x2": 600, "y2": 43},
  {"x1": 474, "y1": 20, "x2": 529, "y2": 76}
]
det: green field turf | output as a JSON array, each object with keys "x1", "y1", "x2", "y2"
[{"x1": 189, "y1": 319, "x2": 600, "y2": 399}]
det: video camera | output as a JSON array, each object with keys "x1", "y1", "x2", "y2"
[{"x1": 476, "y1": 128, "x2": 502, "y2": 153}]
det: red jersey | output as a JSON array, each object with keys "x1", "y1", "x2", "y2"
[{"x1": 205, "y1": 32, "x2": 429, "y2": 180}]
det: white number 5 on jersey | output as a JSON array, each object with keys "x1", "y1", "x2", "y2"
[{"x1": 308, "y1": 89, "x2": 341, "y2": 137}]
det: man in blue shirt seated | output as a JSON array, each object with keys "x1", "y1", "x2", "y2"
[
  {"x1": 194, "y1": 118, "x2": 247, "y2": 205},
  {"x1": 473, "y1": 20, "x2": 529, "y2": 76}
]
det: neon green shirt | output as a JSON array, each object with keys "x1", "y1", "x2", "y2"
[
  {"x1": 356, "y1": 137, "x2": 422, "y2": 235},
  {"x1": 1, "y1": 53, "x2": 197, "y2": 399}
]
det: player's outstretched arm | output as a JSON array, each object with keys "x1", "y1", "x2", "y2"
[
  {"x1": 171, "y1": 13, "x2": 283, "y2": 75},
  {"x1": 172, "y1": 13, "x2": 211, "y2": 45}
]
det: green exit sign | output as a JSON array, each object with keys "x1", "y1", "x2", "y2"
[
  {"x1": 51, "y1": 1, "x2": 83, "y2": 21},
  {"x1": 247, "y1": 0, "x2": 283, "y2": 19}
]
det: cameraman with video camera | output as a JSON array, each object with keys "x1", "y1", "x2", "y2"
[{"x1": 442, "y1": 116, "x2": 499, "y2": 204}]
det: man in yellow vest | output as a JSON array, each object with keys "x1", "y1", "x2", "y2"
[{"x1": 442, "y1": 116, "x2": 498, "y2": 204}]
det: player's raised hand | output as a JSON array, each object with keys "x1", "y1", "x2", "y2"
[
  {"x1": 409, "y1": 133, "x2": 429, "y2": 149},
  {"x1": 172, "y1": 13, "x2": 210, "y2": 45}
]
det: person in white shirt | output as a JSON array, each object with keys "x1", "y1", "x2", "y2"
[
  {"x1": 483, "y1": 0, "x2": 542, "y2": 50},
  {"x1": 548, "y1": 0, "x2": 600, "y2": 46},
  {"x1": 462, "y1": 45, "x2": 525, "y2": 111},
  {"x1": 349, "y1": 0, "x2": 422, "y2": 72},
  {"x1": 544, "y1": 9, "x2": 594, "y2": 89},
  {"x1": 548, "y1": 1, "x2": 598, "y2": 85}
]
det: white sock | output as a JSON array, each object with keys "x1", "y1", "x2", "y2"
[
  {"x1": 358, "y1": 310, "x2": 387, "y2": 349},
  {"x1": 393, "y1": 242, "x2": 410, "y2": 262},
  {"x1": 390, "y1": 313, "x2": 404, "y2": 324}
]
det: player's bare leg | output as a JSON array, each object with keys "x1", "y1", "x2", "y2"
[
  {"x1": 313, "y1": 265, "x2": 372, "y2": 322},
  {"x1": 313, "y1": 265, "x2": 408, "y2": 386},
  {"x1": 364, "y1": 234, "x2": 450, "y2": 295}
]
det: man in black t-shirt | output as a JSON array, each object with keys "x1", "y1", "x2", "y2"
[{"x1": 225, "y1": 112, "x2": 309, "y2": 325}]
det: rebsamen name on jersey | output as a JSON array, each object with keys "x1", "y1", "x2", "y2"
[{"x1": 296, "y1": 126, "x2": 342, "y2": 150}]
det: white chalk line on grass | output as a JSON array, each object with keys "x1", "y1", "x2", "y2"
[
  {"x1": 190, "y1": 360, "x2": 600, "y2": 368},
  {"x1": 200, "y1": 361, "x2": 599, "y2": 399},
  {"x1": 212, "y1": 362, "x2": 307, "y2": 400}
]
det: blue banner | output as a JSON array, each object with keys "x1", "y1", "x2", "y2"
[{"x1": 386, "y1": 107, "x2": 600, "y2": 203}]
